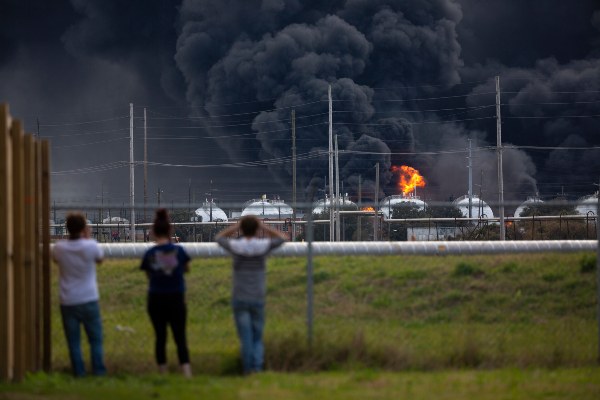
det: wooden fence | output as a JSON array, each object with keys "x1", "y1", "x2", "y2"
[{"x1": 0, "y1": 103, "x2": 51, "y2": 382}]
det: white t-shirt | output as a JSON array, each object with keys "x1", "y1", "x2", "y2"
[{"x1": 52, "y1": 238, "x2": 103, "y2": 306}]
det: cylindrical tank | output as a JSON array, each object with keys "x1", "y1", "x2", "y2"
[
  {"x1": 312, "y1": 195, "x2": 358, "y2": 214},
  {"x1": 576, "y1": 192, "x2": 598, "y2": 216},
  {"x1": 102, "y1": 216, "x2": 129, "y2": 224},
  {"x1": 453, "y1": 195, "x2": 495, "y2": 219},
  {"x1": 241, "y1": 197, "x2": 293, "y2": 219},
  {"x1": 514, "y1": 196, "x2": 544, "y2": 217},
  {"x1": 193, "y1": 200, "x2": 228, "y2": 222},
  {"x1": 380, "y1": 195, "x2": 427, "y2": 219}
]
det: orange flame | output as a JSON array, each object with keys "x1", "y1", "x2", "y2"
[
  {"x1": 391, "y1": 165, "x2": 426, "y2": 196},
  {"x1": 361, "y1": 206, "x2": 375, "y2": 212}
]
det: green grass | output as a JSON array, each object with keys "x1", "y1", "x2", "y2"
[
  {"x1": 1, "y1": 368, "x2": 599, "y2": 400},
  {"x1": 44, "y1": 253, "x2": 598, "y2": 375}
]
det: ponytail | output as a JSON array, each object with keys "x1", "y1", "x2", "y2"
[{"x1": 153, "y1": 208, "x2": 172, "y2": 238}]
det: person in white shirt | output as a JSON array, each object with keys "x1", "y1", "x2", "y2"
[{"x1": 52, "y1": 212, "x2": 106, "y2": 377}]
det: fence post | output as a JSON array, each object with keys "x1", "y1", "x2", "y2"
[
  {"x1": 11, "y1": 120, "x2": 26, "y2": 381},
  {"x1": 596, "y1": 178, "x2": 600, "y2": 364},
  {"x1": 0, "y1": 104, "x2": 14, "y2": 381},
  {"x1": 41, "y1": 140, "x2": 51, "y2": 372}
]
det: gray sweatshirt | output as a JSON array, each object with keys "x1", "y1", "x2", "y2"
[{"x1": 217, "y1": 236, "x2": 284, "y2": 301}]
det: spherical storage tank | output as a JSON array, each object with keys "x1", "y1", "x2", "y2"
[
  {"x1": 576, "y1": 192, "x2": 598, "y2": 216},
  {"x1": 312, "y1": 195, "x2": 358, "y2": 214},
  {"x1": 193, "y1": 200, "x2": 228, "y2": 222},
  {"x1": 102, "y1": 216, "x2": 129, "y2": 224},
  {"x1": 241, "y1": 197, "x2": 293, "y2": 219},
  {"x1": 514, "y1": 196, "x2": 544, "y2": 217},
  {"x1": 380, "y1": 195, "x2": 427, "y2": 219},
  {"x1": 453, "y1": 195, "x2": 494, "y2": 219}
]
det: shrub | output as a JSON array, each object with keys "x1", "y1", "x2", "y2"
[
  {"x1": 452, "y1": 262, "x2": 483, "y2": 278},
  {"x1": 501, "y1": 261, "x2": 518, "y2": 273},
  {"x1": 580, "y1": 254, "x2": 597, "y2": 273}
]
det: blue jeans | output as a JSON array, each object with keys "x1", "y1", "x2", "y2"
[
  {"x1": 60, "y1": 300, "x2": 106, "y2": 377},
  {"x1": 232, "y1": 299, "x2": 265, "y2": 374}
]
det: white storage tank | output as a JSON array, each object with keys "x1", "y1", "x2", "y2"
[
  {"x1": 102, "y1": 216, "x2": 129, "y2": 224},
  {"x1": 453, "y1": 195, "x2": 495, "y2": 219},
  {"x1": 514, "y1": 196, "x2": 544, "y2": 217},
  {"x1": 241, "y1": 196, "x2": 293, "y2": 219},
  {"x1": 576, "y1": 192, "x2": 598, "y2": 216},
  {"x1": 312, "y1": 194, "x2": 358, "y2": 214},
  {"x1": 193, "y1": 200, "x2": 228, "y2": 222},
  {"x1": 380, "y1": 195, "x2": 428, "y2": 219}
]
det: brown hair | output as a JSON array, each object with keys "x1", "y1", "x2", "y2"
[
  {"x1": 239, "y1": 215, "x2": 259, "y2": 237},
  {"x1": 153, "y1": 208, "x2": 172, "y2": 238},
  {"x1": 66, "y1": 212, "x2": 87, "y2": 239}
]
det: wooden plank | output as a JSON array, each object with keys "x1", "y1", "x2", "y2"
[
  {"x1": 41, "y1": 140, "x2": 51, "y2": 372},
  {"x1": 11, "y1": 120, "x2": 26, "y2": 382},
  {"x1": 23, "y1": 134, "x2": 36, "y2": 372},
  {"x1": 33, "y1": 140, "x2": 42, "y2": 371},
  {"x1": 0, "y1": 104, "x2": 14, "y2": 381}
]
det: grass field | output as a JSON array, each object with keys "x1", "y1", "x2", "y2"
[
  {"x1": 46, "y1": 252, "x2": 598, "y2": 374},
  {"x1": 1, "y1": 368, "x2": 599, "y2": 399},
  {"x1": 1, "y1": 252, "x2": 598, "y2": 399}
]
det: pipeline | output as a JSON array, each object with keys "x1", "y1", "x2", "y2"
[{"x1": 93, "y1": 240, "x2": 596, "y2": 259}]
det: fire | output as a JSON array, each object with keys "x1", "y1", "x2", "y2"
[
  {"x1": 391, "y1": 165, "x2": 426, "y2": 196},
  {"x1": 361, "y1": 207, "x2": 375, "y2": 212}
]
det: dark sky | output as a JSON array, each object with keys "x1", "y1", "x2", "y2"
[{"x1": 1, "y1": 0, "x2": 599, "y2": 211}]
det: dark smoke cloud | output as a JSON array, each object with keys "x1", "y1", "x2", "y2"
[
  {"x1": 1, "y1": 0, "x2": 599, "y2": 206},
  {"x1": 62, "y1": 0, "x2": 185, "y2": 104},
  {"x1": 463, "y1": 56, "x2": 600, "y2": 195},
  {"x1": 175, "y1": 0, "x2": 471, "y2": 200}
]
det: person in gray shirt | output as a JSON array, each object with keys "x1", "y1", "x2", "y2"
[{"x1": 216, "y1": 216, "x2": 286, "y2": 374}]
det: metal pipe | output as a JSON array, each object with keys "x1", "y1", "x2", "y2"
[{"x1": 89, "y1": 240, "x2": 597, "y2": 259}]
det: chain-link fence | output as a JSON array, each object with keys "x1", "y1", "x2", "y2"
[
  {"x1": 49, "y1": 198, "x2": 599, "y2": 243},
  {"x1": 48, "y1": 202, "x2": 600, "y2": 375}
]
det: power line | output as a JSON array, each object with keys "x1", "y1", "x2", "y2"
[
  {"x1": 334, "y1": 116, "x2": 495, "y2": 126},
  {"x1": 40, "y1": 128, "x2": 129, "y2": 138},
  {"x1": 369, "y1": 91, "x2": 496, "y2": 103},
  {"x1": 52, "y1": 137, "x2": 129, "y2": 149},
  {"x1": 39, "y1": 116, "x2": 128, "y2": 127},
  {"x1": 505, "y1": 114, "x2": 600, "y2": 119}
]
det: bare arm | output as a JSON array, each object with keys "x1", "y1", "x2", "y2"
[
  {"x1": 259, "y1": 221, "x2": 288, "y2": 240},
  {"x1": 215, "y1": 222, "x2": 240, "y2": 239}
]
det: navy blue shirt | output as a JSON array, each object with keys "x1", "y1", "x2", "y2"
[{"x1": 140, "y1": 243, "x2": 190, "y2": 293}]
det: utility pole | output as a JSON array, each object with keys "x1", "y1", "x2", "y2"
[
  {"x1": 335, "y1": 135, "x2": 341, "y2": 242},
  {"x1": 209, "y1": 189, "x2": 213, "y2": 222},
  {"x1": 157, "y1": 188, "x2": 162, "y2": 207},
  {"x1": 468, "y1": 138, "x2": 473, "y2": 219},
  {"x1": 144, "y1": 107, "x2": 148, "y2": 226},
  {"x1": 291, "y1": 108, "x2": 297, "y2": 241},
  {"x1": 129, "y1": 103, "x2": 136, "y2": 242},
  {"x1": 374, "y1": 163, "x2": 379, "y2": 241},
  {"x1": 328, "y1": 84, "x2": 334, "y2": 242},
  {"x1": 188, "y1": 178, "x2": 191, "y2": 218},
  {"x1": 496, "y1": 76, "x2": 505, "y2": 241}
]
